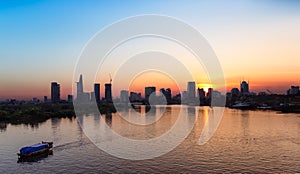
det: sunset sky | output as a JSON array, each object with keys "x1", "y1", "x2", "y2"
[{"x1": 1, "y1": 0, "x2": 300, "y2": 99}]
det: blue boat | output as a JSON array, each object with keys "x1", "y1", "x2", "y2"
[{"x1": 17, "y1": 141, "x2": 53, "y2": 159}]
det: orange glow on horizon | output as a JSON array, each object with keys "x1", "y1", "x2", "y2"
[
  {"x1": 197, "y1": 83, "x2": 212, "y2": 93},
  {"x1": 127, "y1": 71, "x2": 181, "y2": 96}
]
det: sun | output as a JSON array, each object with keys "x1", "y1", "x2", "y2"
[{"x1": 196, "y1": 83, "x2": 212, "y2": 93}]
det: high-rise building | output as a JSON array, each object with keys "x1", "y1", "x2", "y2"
[
  {"x1": 94, "y1": 83, "x2": 100, "y2": 102},
  {"x1": 51, "y1": 82, "x2": 60, "y2": 103},
  {"x1": 165, "y1": 88, "x2": 172, "y2": 104},
  {"x1": 75, "y1": 74, "x2": 90, "y2": 103},
  {"x1": 287, "y1": 86, "x2": 299, "y2": 95},
  {"x1": 198, "y1": 88, "x2": 205, "y2": 105},
  {"x1": 207, "y1": 88, "x2": 213, "y2": 98},
  {"x1": 181, "y1": 91, "x2": 188, "y2": 103},
  {"x1": 231, "y1": 88, "x2": 240, "y2": 97},
  {"x1": 120, "y1": 90, "x2": 129, "y2": 103},
  {"x1": 187, "y1": 81, "x2": 196, "y2": 99},
  {"x1": 198, "y1": 88, "x2": 205, "y2": 98},
  {"x1": 33, "y1": 97, "x2": 38, "y2": 104},
  {"x1": 129, "y1": 92, "x2": 143, "y2": 102},
  {"x1": 159, "y1": 88, "x2": 170, "y2": 104},
  {"x1": 145, "y1": 86, "x2": 156, "y2": 103},
  {"x1": 240, "y1": 81, "x2": 249, "y2": 94},
  {"x1": 67, "y1": 95, "x2": 73, "y2": 103},
  {"x1": 44, "y1": 96, "x2": 48, "y2": 103},
  {"x1": 105, "y1": 83, "x2": 112, "y2": 102},
  {"x1": 160, "y1": 88, "x2": 166, "y2": 96},
  {"x1": 76, "y1": 74, "x2": 83, "y2": 99}
]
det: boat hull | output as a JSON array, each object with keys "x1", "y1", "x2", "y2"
[{"x1": 17, "y1": 142, "x2": 53, "y2": 159}]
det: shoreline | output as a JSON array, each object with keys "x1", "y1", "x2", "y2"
[{"x1": 0, "y1": 102, "x2": 299, "y2": 126}]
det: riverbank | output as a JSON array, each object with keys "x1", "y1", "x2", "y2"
[
  {"x1": 0, "y1": 103, "x2": 75, "y2": 124},
  {"x1": 0, "y1": 102, "x2": 116, "y2": 124},
  {"x1": 1, "y1": 102, "x2": 299, "y2": 125}
]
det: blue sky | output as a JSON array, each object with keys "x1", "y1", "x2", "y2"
[{"x1": 1, "y1": 0, "x2": 300, "y2": 99}]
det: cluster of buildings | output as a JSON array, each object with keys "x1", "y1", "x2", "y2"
[
  {"x1": 46, "y1": 82, "x2": 73, "y2": 103},
  {"x1": 227, "y1": 80, "x2": 300, "y2": 98},
  {"x1": 44, "y1": 76, "x2": 300, "y2": 105},
  {"x1": 48, "y1": 74, "x2": 112, "y2": 104},
  {"x1": 47, "y1": 75, "x2": 223, "y2": 105},
  {"x1": 75, "y1": 74, "x2": 110, "y2": 103},
  {"x1": 227, "y1": 80, "x2": 251, "y2": 98},
  {"x1": 287, "y1": 86, "x2": 300, "y2": 96},
  {"x1": 2, "y1": 73, "x2": 299, "y2": 106}
]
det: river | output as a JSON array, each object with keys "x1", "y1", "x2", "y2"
[{"x1": 0, "y1": 106, "x2": 299, "y2": 173}]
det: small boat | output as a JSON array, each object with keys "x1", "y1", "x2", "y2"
[
  {"x1": 230, "y1": 102, "x2": 252, "y2": 110},
  {"x1": 257, "y1": 104, "x2": 272, "y2": 110},
  {"x1": 17, "y1": 141, "x2": 53, "y2": 159}
]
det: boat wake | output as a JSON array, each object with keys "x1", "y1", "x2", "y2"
[{"x1": 53, "y1": 140, "x2": 88, "y2": 152}]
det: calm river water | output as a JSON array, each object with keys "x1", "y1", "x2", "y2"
[{"x1": 0, "y1": 106, "x2": 299, "y2": 173}]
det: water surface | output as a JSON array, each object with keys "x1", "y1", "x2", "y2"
[{"x1": 0, "y1": 106, "x2": 299, "y2": 173}]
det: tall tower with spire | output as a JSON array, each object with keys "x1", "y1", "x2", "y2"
[{"x1": 76, "y1": 74, "x2": 84, "y2": 99}]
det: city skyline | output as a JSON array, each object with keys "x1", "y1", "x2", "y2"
[
  {"x1": 1, "y1": 71, "x2": 299, "y2": 101},
  {"x1": 1, "y1": 1, "x2": 300, "y2": 99},
  {"x1": 4, "y1": 74, "x2": 298, "y2": 102}
]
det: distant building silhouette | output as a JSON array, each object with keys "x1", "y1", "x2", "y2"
[
  {"x1": 159, "y1": 88, "x2": 172, "y2": 104},
  {"x1": 258, "y1": 92, "x2": 267, "y2": 96},
  {"x1": 198, "y1": 88, "x2": 206, "y2": 105},
  {"x1": 187, "y1": 81, "x2": 198, "y2": 105},
  {"x1": 172, "y1": 93, "x2": 181, "y2": 104},
  {"x1": 240, "y1": 81, "x2": 249, "y2": 94},
  {"x1": 105, "y1": 83, "x2": 112, "y2": 102},
  {"x1": 94, "y1": 83, "x2": 100, "y2": 102},
  {"x1": 231, "y1": 88, "x2": 240, "y2": 97},
  {"x1": 165, "y1": 88, "x2": 172, "y2": 104},
  {"x1": 75, "y1": 74, "x2": 92, "y2": 103},
  {"x1": 181, "y1": 91, "x2": 188, "y2": 103},
  {"x1": 187, "y1": 81, "x2": 196, "y2": 99},
  {"x1": 129, "y1": 92, "x2": 143, "y2": 102},
  {"x1": 67, "y1": 95, "x2": 73, "y2": 103},
  {"x1": 32, "y1": 97, "x2": 38, "y2": 104},
  {"x1": 120, "y1": 90, "x2": 129, "y2": 103},
  {"x1": 51, "y1": 82, "x2": 60, "y2": 103},
  {"x1": 207, "y1": 88, "x2": 213, "y2": 98},
  {"x1": 145, "y1": 86, "x2": 156, "y2": 103},
  {"x1": 160, "y1": 88, "x2": 166, "y2": 96},
  {"x1": 287, "y1": 86, "x2": 299, "y2": 95},
  {"x1": 44, "y1": 96, "x2": 48, "y2": 103},
  {"x1": 77, "y1": 74, "x2": 84, "y2": 98}
]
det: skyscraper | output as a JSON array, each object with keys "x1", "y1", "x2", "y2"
[
  {"x1": 67, "y1": 95, "x2": 73, "y2": 103},
  {"x1": 231, "y1": 88, "x2": 240, "y2": 97},
  {"x1": 198, "y1": 88, "x2": 205, "y2": 105},
  {"x1": 207, "y1": 88, "x2": 213, "y2": 98},
  {"x1": 145, "y1": 86, "x2": 156, "y2": 103},
  {"x1": 76, "y1": 74, "x2": 83, "y2": 99},
  {"x1": 120, "y1": 90, "x2": 129, "y2": 103},
  {"x1": 187, "y1": 81, "x2": 196, "y2": 99},
  {"x1": 94, "y1": 83, "x2": 100, "y2": 102},
  {"x1": 240, "y1": 81, "x2": 249, "y2": 94},
  {"x1": 105, "y1": 83, "x2": 112, "y2": 102},
  {"x1": 129, "y1": 92, "x2": 143, "y2": 102},
  {"x1": 75, "y1": 74, "x2": 90, "y2": 103},
  {"x1": 287, "y1": 86, "x2": 300, "y2": 95},
  {"x1": 51, "y1": 82, "x2": 60, "y2": 103},
  {"x1": 165, "y1": 88, "x2": 172, "y2": 104}
]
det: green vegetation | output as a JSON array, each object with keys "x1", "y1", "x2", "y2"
[
  {"x1": 0, "y1": 102, "x2": 118, "y2": 124},
  {"x1": 0, "y1": 103, "x2": 75, "y2": 124}
]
